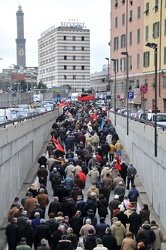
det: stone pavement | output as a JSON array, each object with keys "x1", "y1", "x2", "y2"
[{"x1": 1, "y1": 138, "x2": 166, "y2": 250}]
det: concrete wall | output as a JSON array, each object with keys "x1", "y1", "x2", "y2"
[
  {"x1": 109, "y1": 112, "x2": 166, "y2": 230},
  {"x1": 0, "y1": 93, "x2": 33, "y2": 107},
  {"x1": 0, "y1": 110, "x2": 58, "y2": 224}
]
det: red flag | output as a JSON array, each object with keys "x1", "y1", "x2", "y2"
[
  {"x1": 78, "y1": 95, "x2": 94, "y2": 101},
  {"x1": 52, "y1": 136, "x2": 64, "y2": 153},
  {"x1": 58, "y1": 100, "x2": 65, "y2": 108},
  {"x1": 115, "y1": 154, "x2": 121, "y2": 171}
]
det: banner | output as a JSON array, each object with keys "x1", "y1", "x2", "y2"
[
  {"x1": 52, "y1": 136, "x2": 64, "y2": 153},
  {"x1": 78, "y1": 95, "x2": 94, "y2": 101},
  {"x1": 58, "y1": 100, "x2": 65, "y2": 108}
]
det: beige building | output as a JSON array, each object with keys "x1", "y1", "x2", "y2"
[{"x1": 38, "y1": 23, "x2": 90, "y2": 91}]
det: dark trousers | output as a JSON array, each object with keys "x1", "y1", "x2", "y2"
[
  {"x1": 127, "y1": 177, "x2": 134, "y2": 189},
  {"x1": 8, "y1": 245, "x2": 17, "y2": 250}
]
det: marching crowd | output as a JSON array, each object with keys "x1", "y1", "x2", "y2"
[{"x1": 5, "y1": 101, "x2": 163, "y2": 250}]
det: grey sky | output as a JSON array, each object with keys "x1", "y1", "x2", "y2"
[{"x1": 0, "y1": 0, "x2": 110, "y2": 73}]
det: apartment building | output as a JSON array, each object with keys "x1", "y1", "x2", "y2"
[
  {"x1": 38, "y1": 23, "x2": 90, "y2": 91},
  {"x1": 110, "y1": 0, "x2": 166, "y2": 112}
]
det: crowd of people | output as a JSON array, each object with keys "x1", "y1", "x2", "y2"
[{"x1": 5, "y1": 101, "x2": 163, "y2": 250}]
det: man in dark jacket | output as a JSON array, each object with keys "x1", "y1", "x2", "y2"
[
  {"x1": 102, "y1": 228, "x2": 117, "y2": 250},
  {"x1": 56, "y1": 235, "x2": 73, "y2": 250},
  {"x1": 129, "y1": 207, "x2": 142, "y2": 238},
  {"x1": 5, "y1": 217, "x2": 20, "y2": 250},
  {"x1": 109, "y1": 195, "x2": 121, "y2": 219},
  {"x1": 114, "y1": 182, "x2": 125, "y2": 202},
  {"x1": 95, "y1": 217, "x2": 109, "y2": 239},
  {"x1": 47, "y1": 196, "x2": 61, "y2": 217},
  {"x1": 128, "y1": 184, "x2": 139, "y2": 207},
  {"x1": 141, "y1": 221, "x2": 156, "y2": 249},
  {"x1": 52, "y1": 225, "x2": 66, "y2": 250},
  {"x1": 55, "y1": 183, "x2": 69, "y2": 202},
  {"x1": 127, "y1": 163, "x2": 137, "y2": 189},
  {"x1": 19, "y1": 220, "x2": 35, "y2": 248},
  {"x1": 84, "y1": 229, "x2": 97, "y2": 250},
  {"x1": 35, "y1": 219, "x2": 51, "y2": 249}
]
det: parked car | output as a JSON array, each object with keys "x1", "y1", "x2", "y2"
[{"x1": 35, "y1": 107, "x2": 47, "y2": 114}]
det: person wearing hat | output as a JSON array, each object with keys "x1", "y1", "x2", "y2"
[
  {"x1": 37, "y1": 165, "x2": 48, "y2": 188},
  {"x1": 114, "y1": 181, "x2": 126, "y2": 202},
  {"x1": 16, "y1": 237, "x2": 31, "y2": 250},
  {"x1": 83, "y1": 228, "x2": 98, "y2": 250},
  {"x1": 97, "y1": 194, "x2": 108, "y2": 219},
  {"x1": 150, "y1": 220, "x2": 163, "y2": 250},
  {"x1": 128, "y1": 207, "x2": 142, "y2": 238},
  {"x1": 141, "y1": 221, "x2": 156, "y2": 249},
  {"x1": 111, "y1": 217, "x2": 126, "y2": 249},
  {"x1": 109, "y1": 195, "x2": 121, "y2": 219},
  {"x1": 84, "y1": 209, "x2": 97, "y2": 227}
]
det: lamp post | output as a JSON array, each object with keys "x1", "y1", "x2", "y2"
[
  {"x1": 145, "y1": 42, "x2": 158, "y2": 157},
  {"x1": 105, "y1": 57, "x2": 110, "y2": 107},
  {"x1": 121, "y1": 51, "x2": 129, "y2": 135},
  {"x1": 111, "y1": 59, "x2": 117, "y2": 126}
]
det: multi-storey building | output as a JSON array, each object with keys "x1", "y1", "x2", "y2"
[
  {"x1": 110, "y1": 0, "x2": 166, "y2": 112},
  {"x1": 38, "y1": 22, "x2": 90, "y2": 91}
]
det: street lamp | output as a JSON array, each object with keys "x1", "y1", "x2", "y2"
[
  {"x1": 105, "y1": 57, "x2": 110, "y2": 107},
  {"x1": 111, "y1": 59, "x2": 117, "y2": 126},
  {"x1": 121, "y1": 51, "x2": 129, "y2": 135},
  {"x1": 145, "y1": 42, "x2": 158, "y2": 157}
]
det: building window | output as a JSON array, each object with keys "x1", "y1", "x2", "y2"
[
  {"x1": 113, "y1": 59, "x2": 118, "y2": 72},
  {"x1": 164, "y1": 47, "x2": 166, "y2": 64},
  {"x1": 135, "y1": 79, "x2": 140, "y2": 88},
  {"x1": 164, "y1": 19, "x2": 166, "y2": 35},
  {"x1": 81, "y1": 36, "x2": 84, "y2": 41},
  {"x1": 145, "y1": 26, "x2": 149, "y2": 41},
  {"x1": 121, "y1": 34, "x2": 126, "y2": 48},
  {"x1": 137, "y1": 53, "x2": 140, "y2": 69},
  {"x1": 73, "y1": 65, "x2": 76, "y2": 70},
  {"x1": 115, "y1": 0, "x2": 118, "y2": 8},
  {"x1": 143, "y1": 51, "x2": 150, "y2": 67},
  {"x1": 64, "y1": 55, "x2": 67, "y2": 60},
  {"x1": 154, "y1": 0, "x2": 158, "y2": 11},
  {"x1": 121, "y1": 82, "x2": 124, "y2": 91},
  {"x1": 115, "y1": 17, "x2": 118, "y2": 28},
  {"x1": 145, "y1": 78, "x2": 148, "y2": 86},
  {"x1": 120, "y1": 58, "x2": 125, "y2": 71},
  {"x1": 64, "y1": 75, "x2": 67, "y2": 79},
  {"x1": 114, "y1": 37, "x2": 119, "y2": 50},
  {"x1": 64, "y1": 65, "x2": 67, "y2": 70},
  {"x1": 163, "y1": 77, "x2": 166, "y2": 88},
  {"x1": 81, "y1": 46, "x2": 84, "y2": 51},
  {"x1": 153, "y1": 22, "x2": 160, "y2": 38},
  {"x1": 64, "y1": 36, "x2": 66, "y2": 40},
  {"x1": 73, "y1": 46, "x2": 76, "y2": 51},
  {"x1": 122, "y1": 13, "x2": 125, "y2": 26},
  {"x1": 73, "y1": 56, "x2": 76, "y2": 60},
  {"x1": 64, "y1": 46, "x2": 67, "y2": 51},
  {"x1": 73, "y1": 36, "x2": 76, "y2": 41},
  {"x1": 81, "y1": 56, "x2": 85, "y2": 61},
  {"x1": 137, "y1": 29, "x2": 140, "y2": 43},
  {"x1": 129, "y1": 56, "x2": 132, "y2": 70},
  {"x1": 81, "y1": 65, "x2": 85, "y2": 70},
  {"x1": 145, "y1": 2, "x2": 149, "y2": 15},
  {"x1": 137, "y1": 6, "x2": 141, "y2": 19},
  {"x1": 129, "y1": 32, "x2": 132, "y2": 46},
  {"x1": 73, "y1": 75, "x2": 76, "y2": 80},
  {"x1": 129, "y1": 10, "x2": 133, "y2": 22}
]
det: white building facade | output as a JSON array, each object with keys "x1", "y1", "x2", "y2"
[{"x1": 38, "y1": 23, "x2": 90, "y2": 91}]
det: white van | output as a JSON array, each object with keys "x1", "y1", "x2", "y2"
[
  {"x1": 147, "y1": 113, "x2": 166, "y2": 126},
  {"x1": 71, "y1": 93, "x2": 79, "y2": 101}
]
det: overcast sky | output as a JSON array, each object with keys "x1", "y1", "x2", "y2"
[{"x1": 0, "y1": 0, "x2": 110, "y2": 73}]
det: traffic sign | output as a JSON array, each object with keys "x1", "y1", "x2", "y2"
[
  {"x1": 140, "y1": 84, "x2": 148, "y2": 94},
  {"x1": 128, "y1": 92, "x2": 134, "y2": 99}
]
